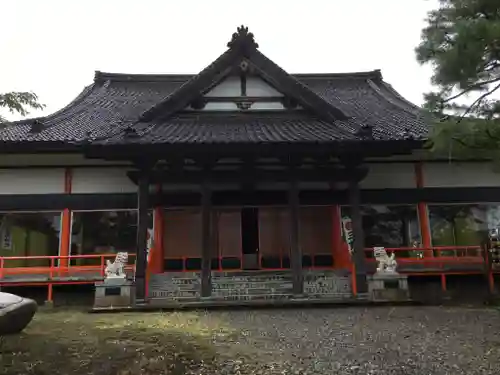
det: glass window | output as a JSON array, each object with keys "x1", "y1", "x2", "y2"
[
  {"x1": 428, "y1": 204, "x2": 489, "y2": 248},
  {"x1": 0, "y1": 212, "x2": 62, "y2": 268},
  {"x1": 70, "y1": 210, "x2": 152, "y2": 265},
  {"x1": 341, "y1": 205, "x2": 421, "y2": 248}
]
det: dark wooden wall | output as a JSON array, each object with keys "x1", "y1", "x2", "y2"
[{"x1": 162, "y1": 206, "x2": 333, "y2": 259}]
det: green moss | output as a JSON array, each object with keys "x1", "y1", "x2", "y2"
[{"x1": 0, "y1": 310, "x2": 252, "y2": 375}]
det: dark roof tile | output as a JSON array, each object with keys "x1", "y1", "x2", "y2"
[{"x1": 0, "y1": 28, "x2": 429, "y2": 149}]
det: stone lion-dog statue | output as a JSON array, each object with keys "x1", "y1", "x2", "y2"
[{"x1": 104, "y1": 252, "x2": 129, "y2": 278}]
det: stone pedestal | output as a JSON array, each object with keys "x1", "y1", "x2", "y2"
[
  {"x1": 94, "y1": 278, "x2": 135, "y2": 309},
  {"x1": 368, "y1": 273, "x2": 410, "y2": 302}
]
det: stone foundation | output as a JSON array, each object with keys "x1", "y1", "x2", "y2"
[
  {"x1": 149, "y1": 270, "x2": 352, "y2": 303},
  {"x1": 94, "y1": 279, "x2": 135, "y2": 308},
  {"x1": 368, "y1": 273, "x2": 410, "y2": 302}
]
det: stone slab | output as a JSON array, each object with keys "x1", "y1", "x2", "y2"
[{"x1": 0, "y1": 292, "x2": 38, "y2": 335}]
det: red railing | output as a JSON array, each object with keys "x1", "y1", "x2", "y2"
[
  {"x1": 363, "y1": 246, "x2": 485, "y2": 274},
  {"x1": 0, "y1": 246, "x2": 496, "y2": 300},
  {"x1": 1, "y1": 246, "x2": 486, "y2": 279},
  {"x1": 364, "y1": 245, "x2": 482, "y2": 258},
  {"x1": 161, "y1": 246, "x2": 487, "y2": 273},
  {"x1": 0, "y1": 253, "x2": 136, "y2": 280}
]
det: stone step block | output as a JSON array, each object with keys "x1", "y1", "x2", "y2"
[{"x1": 209, "y1": 293, "x2": 293, "y2": 301}]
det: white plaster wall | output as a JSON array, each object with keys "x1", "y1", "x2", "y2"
[
  {"x1": 361, "y1": 163, "x2": 416, "y2": 189},
  {"x1": 199, "y1": 102, "x2": 286, "y2": 111},
  {"x1": 205, "y1": 76, "x2": 283, "y2": 97},
  {"x1": 246, "y1": 77, "x2": 283, "y2": 97},
  {"x1": 423, "y1": 162, "x2": 500, "y2": 187},
  {"x1": 0, "y1": 168, "x2": 65, "y2": 194},
  {"x1": 71, "y1": 168, "x2": 137, "y2": 194}
]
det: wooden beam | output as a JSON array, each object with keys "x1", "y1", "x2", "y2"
[
  {"x1": 288, "y1": 179, "x2": 303, "y2": 295},
  {"x1": 200, "y1": 181, "x2": 212, "y2": 297},
  {"x1": 127, "y1": 166, "x2": 368, "y2": 185},
  {"x1": 348, "y1": 178, "x2": 368, "y2": 293},
  {"x1": 135, "y1": 170, "x2": 150, "y2": 304},
  {"x1": 84, "y1": 139, "x2": 420, "y2": 162}
]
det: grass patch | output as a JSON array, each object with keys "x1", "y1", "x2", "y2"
[{"x1": 0, "y1": 309, "x2": 256, "y2": 375}]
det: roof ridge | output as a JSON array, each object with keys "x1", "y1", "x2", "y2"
[
  {"x1": 380, "y1": 81, "x2": 423, "y2": 112},
  {"x1": 366, "y1": 79, "x2": 422, "y2": 117},
  {"x1": 39, "y1": 81, "x2": 113, "y2": 134},
  {"x1": 94, "y1": 71, "x2": 194, "y2": 83},
  {"x1": 1, "y1": 83, "x2": 96, "y2": 128},
  {"x1": 93, "y1": 70, "x2": 383, "y2": 83},
  {"x1": 293, "y1": 70, "x2": 382, "y2": 80}
]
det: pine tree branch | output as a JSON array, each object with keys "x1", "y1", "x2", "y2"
[
  {"x1": 457, "y1": 81, "x2": 500, "y2": 123},
  {"x1": 443, "y1": 77, "x2": 500, "y2": 104}
]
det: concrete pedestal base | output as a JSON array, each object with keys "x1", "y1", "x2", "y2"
[
  {"x1": 94, "y1": 278, "x2": 135, "y2": 309},
  {"x1": 368, "y1": 273, "x2": 410, "y2": 302}
]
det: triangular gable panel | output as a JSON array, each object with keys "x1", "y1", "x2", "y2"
[
  {"x1": 139, "y1": 26, "x2": 347, "y2": 122},
  {"x1": 205, "y1": 75, "x2": 283, "y2": 97}
]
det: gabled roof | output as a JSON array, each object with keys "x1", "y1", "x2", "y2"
[
  {"x1": 0, "y1": 26, "x2": 429, "y2": 153},
  {"x1": 139, "y1": 26, "x2": 347, "y2": 124}
]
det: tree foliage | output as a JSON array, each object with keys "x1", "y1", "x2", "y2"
[
  {"x1": 0, "y1": 91, "x2": 45, "y2": 123},
  {"x1": 416, "y1": 0, "x2": 500, "y2": 158}
]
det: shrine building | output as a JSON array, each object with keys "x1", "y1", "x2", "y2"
[{"x1": 0, "y1": 26, "x2": 498, "y2": 306}]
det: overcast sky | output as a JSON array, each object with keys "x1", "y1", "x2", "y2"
[{"x1": 1, "y1": 0, "x2": 438, "y2": 121}]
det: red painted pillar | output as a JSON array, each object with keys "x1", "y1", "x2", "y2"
[
  {"x1": 151, "y1": 207, "x2": 165, "y2": 273},
  {"x1": 332, "y1": 205, "x2": 352, "y2": 269},
  {"x1": 415, "y1": 162, "x2": 433, "y2": 257},
  {"x1": 148, "y1": 184, "x2": 165, "y2": 274},
  {"x1": 59, "y1": 168, "x2": 72, "y2": 268}
]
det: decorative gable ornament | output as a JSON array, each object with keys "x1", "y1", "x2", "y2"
[
  {"x1": 227, "y1": 25, "x2": 259, "y2": 50},
  {"x1": 139, "y1": 25, "x2": 347, "y2": 124}
]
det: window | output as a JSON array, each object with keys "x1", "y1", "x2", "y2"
[
  {"x1": 0, "y1": 212, "x2": 62, "y2": 267},
  {"x1": 428, "y1": 204, "x2": 490, "y2": 248},
  {"x1": 70, "y1": 210, "x2": 152, "y2": 265},
  {"x1": 341, "y1": 205, "x2": 420, "y2": 248}
]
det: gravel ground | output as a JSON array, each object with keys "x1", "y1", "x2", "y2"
[
  {"x1": 3, "y1": 306, "x2": 499, "y2": 375},
  {"x1": 203, "y1": 306, "x2": 500, "y2": 375}
]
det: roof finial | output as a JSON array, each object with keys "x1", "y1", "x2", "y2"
[{"x1": 227, "y1": 25, "x2": 259, "y2": 49}]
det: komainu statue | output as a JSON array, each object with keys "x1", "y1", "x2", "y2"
[
  {"x1": 104, "y1": 252, "x2": 129, "y2": 279},
  {"x1": 373, "y1": 247, "x2": 398, "y2": 273}
]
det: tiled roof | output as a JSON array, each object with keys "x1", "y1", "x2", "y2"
[
  {"x1": 0, "y1": 27, "x2": 429, "y2": 150},
  {"x1": 0, "y1": 72, "x2": 427, "y2": 146}
]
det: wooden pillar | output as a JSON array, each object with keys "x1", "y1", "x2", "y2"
[
  {"x1": 200, "y1": 181, "x2": 212, "y2": 297},
  {"x1": 135, "y1": 171, "x2": 150, "y2": 303},
  {"x1": 289, "y1": 179, "x2": 303, "y2": 295},
  {"x1": 331, "y1": 205, "x2": 351, "y2": 269},
  {"x1": 414, "y1": 162, "x2": 432, "y2": 256},
  {"x1": 59, "y1": 168, "x2": 72, "y2": 268},
  {"x1": 348, "y1": 178, "x2": 368, "y2": 293},
  {"x1": 150, "y1": 207, "x2": 165, "y2": 274},
  {"x1": 149, "y1": 185, "x2": 165, "y2": 274}
]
